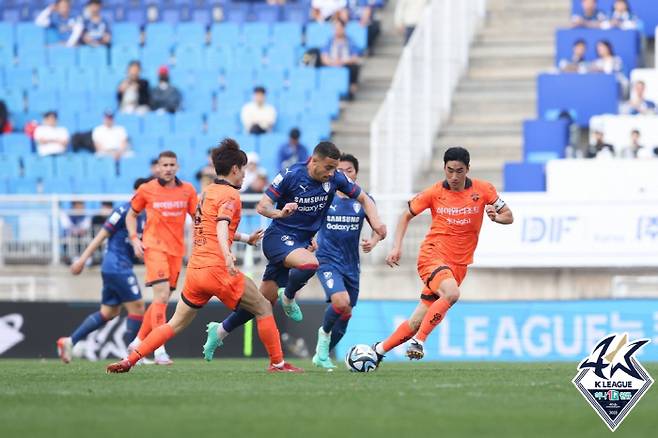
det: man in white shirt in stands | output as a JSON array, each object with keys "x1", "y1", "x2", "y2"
[
  {"x1": 240, "y1": 86, "x2": 277, "y2": 135},
  {"x1": 92, "y1": 110, "x2": 129, "y2": 160},
  {"x1": 394, "y1": 0, "x2": 427, "y2": 44},
  {"x1": 311, "y1": 0, "x2": 348, "y2": 22},
  {"x1": 34, "y1": 111, "x2": 69, "y2": 156}
]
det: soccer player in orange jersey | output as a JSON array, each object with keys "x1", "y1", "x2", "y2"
[
  {"x1": 125, "y1": 150, "x2": 197, "y2": 365},
  {"x1": 373, "y1": 147, "x2": 514, "y2": 363},
  {"x1": 107, "y1": 139, "x2": 302, "y2": 373}
]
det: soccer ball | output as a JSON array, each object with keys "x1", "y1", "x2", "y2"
[{"x1": 345, "y1": 344, "x2": 378, "y2": 372}]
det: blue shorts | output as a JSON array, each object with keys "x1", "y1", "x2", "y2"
[
  {"x1": 317, "y1": 264, "x2": 360, "y2": 307},
  {"x1": 262, "y1": 228, "x2": 313, "y2": 287},
  {"x1": 101, "y1": 272, "x2": 142, "y2": 306}
]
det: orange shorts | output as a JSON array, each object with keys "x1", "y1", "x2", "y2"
[
  {"x1": 418, "y1": 260, "x2": 467, "y2": 304},
  {"x1": 144, "y1": 249, "x2": 183, "y2": 291},
  {"x1": 180, "y1": 266, "x2": 245, "y2": 310}
]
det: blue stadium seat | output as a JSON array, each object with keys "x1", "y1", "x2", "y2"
[
  {"x1": 210, "y1": 22, "x2": 241, "y2": 48},
  {"x1": 190, "y1": 6, "x2": 212, "y2": 25},
  {"x1": 66, "y1": 68, "x2": 98, "y2": 91},
  {"x1": 129, "y1": 133, "x2": 162, "y2": 154},
  {"x1": 242, "y1": 22, "x2": 271, "y2": 48},
  {"x1": 54, "y1": 154, "x2": 86, "y2": 178},
  {"x1": 0, "y1": 23, "x2": 15, "y2": 51},
  {"x1": 232, "y1": 46, "x2": 264, "y2": 71},
  {"x1": 305, "y1": 22, "x2": 333, "y2": 49},
  {"x1": 346, "y1": 21, "x2": 367, "y2": 51},
  {"x1": 102, "y1": 176, "x2": 133, "y2": 194},
  {"x1": 47, "y1": 46, "x2": 78, "y2": 68},
  {"x1": 176, "y1": 22, "x2": 207, "y2": 45},
  {"x1": 112, "y1": 22, "x2": 141, "y2": 47},
  {"x1": 142, "y1": 113, "x2": 173, "y2": 134},
  {"x1": 299, "y1": 114, "x2": 331, "y2": 138},
  {"x1": 223, "y1": 3, "x2": 250, "y2": 24},
  {"x1": 145, "y1": 22, "x2": 177, "y2": 49},
  {"x1": 206, "y1": 112, "x2": 239, "y2": 137},
  {"x1": 78, "y1": 111, "x2": 99, "y2": 131},
  {"x1": 0, "y1": 88, "x2": 25, "y2": 114},
  {"x1": 272, "y1": 22, "x2": 303, "y2": 47},
  {"x1": 204, "y1": 46, "x2": 232, "y2": 70},
  {"x1": 254, "y1": 68, "x2": 286, "y2": 93},
  {"x1": 114, "y1": 113, "x2": 141, "y2": 136},
  {"x1": 71, "y1": 177, "x2": 106, "y2": 194},
  {"x1": 15, "y1": 23, "x2": 45, "y2": 51},
  {"x1": 15, "y1": 46, "x2": 47, "y2": 69},
  {"x1": 88, "y1": 90, "x2": 117, "y2": 115},
  {"x1": 41, "y1": 177, "x2": 74, "y2": 194},
  {"x1": 27, "y1": 88, "x2": 58, "y2": 113},
  {"x1": 23, "y1": 155, "x2": 56, "y2": 179},
  {"x1": 141, "y1": 45, "x2": 172, "y2": 73},
  {"x1": 78, "y1": 47, "x2": 108, "y2": 69},
  {"x1": 183, "y1": 89, "x2": 215, "y2": 113},
  {"x1": 173, "y1": 112, "x2": 204, "y2": 136},
  {"x1": 161, "y1": 134, "x2": 194, "y2": 152},
  {"x1": 119, "y1": 156, "x2": 152, "y2": 179},
  {"x1": 253, "y1": 4, "x2": 281, "y2": 24},
  {"x1": 523, "y1": 119, "x2": 569, "y2": 163},
  {"x1": 4, "y1": 66, "x2": 34, "y2": 92},
  {"x1": 273, "y1": 111, "x2": 300, "y2": 134},
  {"x1": 318, "y1": 67, "x2": 349, "y2": 97},
  {"x1": 174, "y1": 45, "x2": 204, "y2": 70},
  {"x1": 257, "y1": 132, "x2": 286, "y2": 173},
  {"x1": 232, "y1": 134, "x2": 256, "y2": 153},
  {"x1": 0, "y1": 155, "x2": 22, "y2": 178},
  {"x1": 56, "y1": 109, "x2": 79, "y2": 131},
  {"x1": 504, "y1": 162, "x2": 546, "y2": 192},
  {"x1": 125, "y1": 8, "x2": 146, "y2": 26},
  {"x1": 98, "y1": 68, "x2": 124, "y2": 90},
  {"x1": 90, "y1": 156, "x2": 118, "y2": 179},
  {"x1": 281, "y1": 3, "x2": 308, "y2": 24},
  {"x1": 223, "y1": 68, "x2": 255, "y2": 92},
  {"x1": 264, "y1": 44, "x2": 298, "y2": 70},
  {"x1": 287, "y1": 67, "x2": 317, "y2": 91},
  {"x1": 2, "y1": 133, "x2": 32, "y2": 157},
  {"x1": 0, "y1": 47, "x2": 14, "y2": 67},
  {"x1": 159, "y1": 6, "x2": 183, "y2": 25},
  {"x1": 309, "y1": 90, "x2": 340, "y2": 119},
  {"x1": 110, "y1": 44, "x2": 141, "y2": 70}
]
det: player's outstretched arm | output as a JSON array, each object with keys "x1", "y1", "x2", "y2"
[
  {"x1": 485, "y1": 204, "x2": 514, "y2": 225},
  {"x1": 385, "y1": 210, "x2": 414, "y2": 267},
  {"x1": 234, "y1": 229, "x2": 265, "y2": 246},
  {"x1": 125, "y1": 208, "x2": 144, "y2": 259},
  {"x1": 255, "y1": 194, "x2": 297, "y2": 220},
  {"x1": 356, "y1": 192, "x2": 386, "y2": 239},
  {"x1": 70, "y1": 229, "x2": 110, "y2": 275}
]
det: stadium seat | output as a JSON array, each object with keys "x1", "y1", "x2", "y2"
[
  {"x1": 231, "y1": 134, "x2": 257, "y2": 153},
  {"x1": 318, "y1": 67, "x2": 349, "y2": 97},
  {"x1": 223, "y1": 68, "x2": 255, "y2": 92},
  {"x1": 223, "y1": 3, "x2": 250, "y2": 24},
  {"x1": 40, "y1": 177, "x2": 74, "y2": 194},
  {"x1": 66, "y1": 68, "x2": 98, "y2": 91},
  {"x1": 346, "y1": 21, "x2": 368, "y2": 51},
  {"x1": 299, "y1": 114, "x2": 331, "y2": 138},
  {"x1": 145, "y1": 22, "x2": 177, "y2": 49},
  {"x1": 183, "y1": 88, "x2": 215, "y2": 113},
  {"x1": 142, "y1": 113, "x2": 173, "y2": 134},
  {"x1": 257, "y1": 132, "x2": 286, "y2": 173},
  {"x1": 23, "y1": 155, "x2": 56, "y2": 179},
  {"x1": 309, "y1": 90, "x2": 340, "y2": 119},
  {"x1": 2, "y1": 133, "x2": 32, "y2": 157},
  {"x1": 232, "y1": 46, "x2": 264, "y2": 71},
  {"x1": 174, "y1": 45, "x2": 204, "y2": 70},
  {"x1": 204, "y1": 46, "x2": 232, "y2": 70},
  {"x1": 110, "y1": 44, "x2": 141, "y2": 71},
  {"x1": 54, "y1": 154, "x2": 86, "y2": 179},
  {"x1": 287, "y1": 67, "x2": 317, "y2": 91},
  {"x1": 78, "y1": 47, "x2": 108, "y2": 69},
  {"x1": 305, "y1": 22, "x2": 333, "y2": 49},
  {"x1": 206, "y1": 112, "x2": 239, "y2": 137},
  {"x1": 210, "y1": 22, "x2": 241, "y2": 48},
  {"x1": 242, "y1": 22, "x2": 271, "y2": 48},
  {"x1": 15, "y1": 23, "x2": 45, "y2": 52},
  {"x1": 130, "y1": 134, "x2": 162, "y2": 155},
  {"x1": 112, "y1": 22, "x2": 141, "y2": 47},
  {"x1": 281, "y1": 3, "x2": 308, "y2": 24},
  {"x1": 176, "y1": 22, "x2": 207, "y2": 45},
  {"x1": 119, "y1": 156, "x2": 152, "y2": 179},
  {"x1": 114, "y1": 114, "x2": 141, "y2": 136},
  {"x1": 47, "y1": 46, "x2": 78, "y2": 68},
  {"x1": 0, "y1": 88, "x2": 25, "y2": 114},
  {"x1": 56, "y1": 107, "x2": 81, "y2": 130},
  {"x1": 0, "y1": 23, "x2": 15, "y2": 51},
  {"x1": 272, "y1": 22, "x2": 303, "y2": 47},
  {"x1": 7, "y1": 177, "x2": 38, "y2": 194},
  {"x1": 27, "y1": 88, "x2": 58, "y2": 113},
  {"x1": 504, "y1": 162, "x2": 546, "y2": 192},
  {"x1": 35, "y1": 66, "x2": 67, "y2": 91},
  {"x1": 4, "y1": 66, "x2": 34, "y2": 92},
  {"x1": 523, "y1": 119, "x2": 569, "y2": 163},
  {"x1": 78, "y1": 112, "x2": 99, "y2": 131},
  {"x1": 173, "y1": 112, "x2": 204, "y2": 136},
  {"x1": 161, "y1": 134, "x2": 194, "y2": 152},
  {"x1": 274, "y1": 110, "x2": 301, "y2": 133},
  {"x1": 125, "y1": 8, "x2": 146, "y2": 26},
  {"x1": 0, "y1": 46, "x2": 14, "y2": 67},
  {"x1": 265, "y1": 44, "x2": 298, "y2": 70},
  {"x1": 71, "y1": 177, "x2": 106, "y2": 194},
  {"x1": 254, "y1": 68, "x2": 286, "y2": 93},
  {"x1": 15, "y1": 45, "x2": 47, "y2": 69},
  {"x1": 0, "y1": 155, "x2": 22, "y2": 179},
  {"x1": 141, "y1": 45, "x2": 172, "y2": 73},
  {"x1": 90, "y1": 156, "x2": 118, "y2": 180},
  {"x1": 252, "y1": 5, "x2": 281, "y2": 24}
]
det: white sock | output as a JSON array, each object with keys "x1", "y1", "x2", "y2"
[
  {"x1": 281, "y1": 294, "x2": 294, "y2": 306},
  {"x1": 412, "y1": 337, "x2": 424, "y2": 346},
  {"x1": 154, "y1": 345, "x2": 167, "y2": 356},
  {"x1": 273, "y1": 360, "x2": 285, "y2": 368},
  {"x1": 375, "y1": 343, "x2": 386, "y2": 355},
  {"x1": 216, "y1": 323, "x2": 230, "y2": 340},
  {"x1": 128, "y1": 337, "x2": 141, "y2": 349}
]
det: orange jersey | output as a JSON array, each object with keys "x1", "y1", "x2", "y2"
[
  {"x1": 187, "y1": 180, "x2": 242, "y2": 269},
  {"x1": 131, "y1": 178, "x2": 197, "y2": 257},
  {"x1": 409, "y1": 178, "x2": 502, "y2": 266}
]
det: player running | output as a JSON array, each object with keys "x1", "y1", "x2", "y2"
[
  {"x1": 56, "y1": 178, "x2": 148, "y2": 363},
  {"x1": 312, "y1": 154, "x2": 382, "y2": 369},
  {"x1": 107, "y1": 139, "x2": 302, "y2": 373},
  {"x1": 202, "y1": 142, "x2": 386, "y2": 357},
  {"x1": 373, "y1": 147, "x2": 513, "y2": 363},
  {"x1": 126, "y1": 150, "x2": 197, "y2": 365}
]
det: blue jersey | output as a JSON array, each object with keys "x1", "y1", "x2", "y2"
[
  {"x1": 265, "y1": 162, "x2": 361, "y2": 238},
  {"x1": 50, "y1": 13, "x2": 77, "y2": 42},
  {"x1": 101, "y1": 203, "x2": 144, "y2": 275},
  {"x1": 316, "y1": 194, "x2": 369, "y2": 276},
  {"x1": 82, "y1": 17, "x2": 110, "y2": 43}
]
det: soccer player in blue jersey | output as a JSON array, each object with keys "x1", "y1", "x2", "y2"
[
  {"x1": 202, "y1": 142, "x2": 387, "y2": 358},
  {"x1": 312, "y1": 154, "x2": 382, "y2": 369},
  {"x1": 56, "y1": 178, "x2": 147, "y2": 363}
]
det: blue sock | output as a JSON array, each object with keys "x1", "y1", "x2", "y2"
[
  {"x1": 329, "y1": 315, "x2": 350, "y2": 351},
  {"x1": 284, "y1": 264, "x2": 318, "y2": 300},
  {"x1": 71, "y1": 311, "x2": 108, "y2": 344},
  {"x1": 322, "y1": 304, "x2": 343, "y2": 333},
  {"x1": 123, "y1": 314, "x2": 143, "y2": 346},
  {"x1": 222, "y1": 309, "x2": 254, "y2": 333}
]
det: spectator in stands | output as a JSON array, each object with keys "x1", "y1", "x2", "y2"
[
  {"x1": 311, "y1": 0, "x2": 349, "y2": 22},
  {"x1": 621, "y1": 81, "x2": 656, "y2": 115},
  {"x1": 621, "y1": 129, "x2": 652, "y2": 158},
  {"x1": 604, "y1": 0, "x2": 638, "y2": 30},
  {"x1": 34, "y1": 111, "x2": 70, "y2": 156},
  {"x1": 117, "y1": 61, "x2": 151, "y2": 114},
  {"x1": 150, "y1": 66, "x2": 182, "y2": 114},
  {"x1": 242, "y1": 152, "x2": 267, "y2": 193},
  {"x1": 0, "y1": 100, "x2": 12, "y2": 134},
  {"x1": 240, "y1": 86, "x2": 277, "y2": 135},
  {"x1": 242, "y1": 170, "x2": 269, "y2": 210},
  {"x1": 73, "y1": 0, "x2": 111, "y2": 47},
  {"x1": 195, "y1": 148, "x2": 217, "y2": 191},
  {"x1": 558, "y1": 39, "x2": 589, "y2": 73},
  {"x1": 321, "y1": 18, "x2": 363, "y2": 98},
  {"x1": 589, "y1": 40, "x2": 627, "y2": 92},
  {"x1": 92, "y1": 110, "x2": 129, "y2": 160},
  {"x1": 60, "y1": 200, "x2": 92, "y2": 264},
  {"x1": 149, "y1": 158, "x2": 160, "y2": 180},
  {"x1": 278, "y1": 128, "x2": 309, "y2": 170},
  {"x1": 394, "y1": 0, "x2": 426, "y2": 45},
  {"x1": 348, "y1": 0, "x2": 379, "y2": 50},
  {"x1": 587, "y1": 130, "x2": 615, "y2": 158},
  {"x1": 571, "y1": 0, "x2": 607, "y2": 28},
  {"x1": 35, "y1": 0, "x2": 80, "y2": 47}
]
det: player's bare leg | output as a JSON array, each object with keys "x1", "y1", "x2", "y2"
[
  {"x1": 279, "y1": 248, "x2": 319, "y2": 322},
  {"x1": 407, "y1": 279, "x2": 460, "y2": 360},
  {"x1": 373, "y1": 301, "x2": 427, "y2": 365},
  {"x1": 107, "y1": 300, "x2": 197, "y2": 373}
]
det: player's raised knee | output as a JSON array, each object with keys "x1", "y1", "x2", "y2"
[{"x1": 331, "y1": 296, "x2": 351, "y2": 313}]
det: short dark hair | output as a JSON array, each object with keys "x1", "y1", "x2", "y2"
[
  {"x1": 212, "y1": 138, "x2": 248, "y2": 176},
  {"x1": 289, "y1": 128, "x2": 301, "y2": 140},
  {"x1": 44, "y1": 110, "x2": 58, "y2": 119},
  {"x1": 253, "y1": 86, "x2": 266, "y2": 94},
  {"x1": 597, "y1": 40, "x2": 614, "y2": 56},
  {"x1": 443, "y1": 147, "x2": 470, "y2": 167},
  {"x1": 133, "y1": 177, "x2": 149, "y2": 190},
  {"x1": 101, "y1": 200, "x2": 114, "y2": 208},
  {"x1": 339, "y1": 153, "x2": 359, "y2": 173},
  {"x1": 631, "y1": 129, "x2": 641, "y2": 135},
  {"x1": 128, "y1": 60, "x2": 141, "y2": 69},
  {"x1": 150, "y1": 158, "x2": 158, "y2": 166},
  {"x1": 159, "y1": 150, "x2": 177, "y2": 161},
  {"x1": 313, "y1": 141, "x2": 340, "y2": 160},
  {"x1": 574, "y1": 38, "x2": 586, "y2": 47}
]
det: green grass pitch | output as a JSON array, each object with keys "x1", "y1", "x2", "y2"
[{"x1": 1, "y1": 359, "x2": 656, "y2": 438}]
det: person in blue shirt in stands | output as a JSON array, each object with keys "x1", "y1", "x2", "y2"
[
  {"x1": 73, "y1": 0, "x2": 111, "y2": 47},
  {"x1": 35, "y1": 0, "x2": 80, "y2": 47},
  {"x1": 571, "y1": 0, "x2": 607, "y2": 29},
  {"x1": 56, "y1": 178, "x2": 147, "y2": 364},
  {"x1": 278, "y1": 128, "x2": 309, "y2": 171},
  {"x1": 321, "y1": 18, "x2": 363, "y2": 98}
]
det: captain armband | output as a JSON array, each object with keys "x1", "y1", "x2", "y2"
[{"x1": 492, "y1": 197, "x2": 506, "y2": 213}]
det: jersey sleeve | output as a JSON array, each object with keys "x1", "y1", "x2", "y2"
[
  {"x1": 217, "y1": 193, "x2": 239, "y2": 223},
  {"x1": 335, "y1": 170, "x2": 362, "y2": 199},
  {"x1": 408, "y1": 186, "x2": 434, "y2": 216},
  {"x1": 483, "y1": 182, "x2": 506, "y2": 212},
  {"x1": 102, "y1": 206, "x2": 125, "y2": 235},
  {"x1": 265, "y1": 170, "x2": 292, "y2": 202},
  {"x1": 130, "y1": 186, "x2": 147, "y2": 213}
]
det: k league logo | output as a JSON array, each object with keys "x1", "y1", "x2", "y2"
[{"x1": 572, "y1": 333, "x2": 653, "y2": 431}]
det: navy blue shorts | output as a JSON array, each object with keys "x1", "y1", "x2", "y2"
[
  {"x1": 101, "y1": 272, "x2": 142, "y2": 306},
  {"x1": 317, "y1": 264, "x2": 360, "y2": 307},
  {"x1": 262, "y1": 228, "x2": 313, "y2": 287}
]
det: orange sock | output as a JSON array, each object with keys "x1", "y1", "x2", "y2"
[
  {"x1": 136, "y1": 305, "x2": 153, "y2": 340},
  {"x1": 256, "y1": 315, "x2": 284, "y2": 365},
  {"x1": 128, "y1": 323, "x2": 175, "y2": 365},
  {"x1": 382, "y1": 320, "x2": 417, "y2": 352},
  {"x1": 416, "y1": 298, "x2": 452, "y2": 342},
  {"x1": 150, "y1": 302, "x2": 167, "y2": 329}
]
